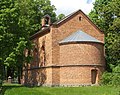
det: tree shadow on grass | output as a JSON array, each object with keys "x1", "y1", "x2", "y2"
[
  {"x1": 0, "y1": 84, "x2": 53, "y2": 95},
  {"x1": 0, "y1": 84, "x2": 23, "y2": 95}
]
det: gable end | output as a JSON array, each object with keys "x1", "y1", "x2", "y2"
[{"x1": 53, "y1": 9, "x2": 104, "y2": 34}]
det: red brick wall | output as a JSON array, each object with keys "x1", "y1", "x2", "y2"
[
  {"x1": 50, "y1": 11, "x2": 105, "y2": 86},
  {"x1": 60, "y1": 43, "x2": 105, "y2": 65},
  {"x1": 23, "y1": 67, "x2": 54, "y2": 86},
  {"x1": 59, "y1": 43, "x2": 105, "y2": 85},
  {"x1": 23, "y1": 30, "x2": 53, "y2": 86},
  {"x1": 51, "y1": 12, "x2": 104, "y2": 65},
  {"x1": 52, "y1": 67, "x2": 60, "y2": 86},
  {"x1": 29, "y1": 30, "x2": 52, "y2": 67},
  {"x1": 60, "y1": 66, "x2": 104, "y2": 86},
  {"x1": 23, "y1": 11, "x2": 105, "y2": 86}
]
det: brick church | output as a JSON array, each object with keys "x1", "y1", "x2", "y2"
[{"x1": 22, "y1": 10, "x2": 105, "y2": 86}]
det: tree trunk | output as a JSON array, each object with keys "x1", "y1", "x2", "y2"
[
  {"x1": 0, "y1": 64, "x2": 3, "y2": 87},
  {"x1": 18, "y1": 67, "x2": 21, "y2": 84}
]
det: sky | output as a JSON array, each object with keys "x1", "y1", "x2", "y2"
[{"x1": 50, "y1": 0, "x2": 95, "y2": 16}]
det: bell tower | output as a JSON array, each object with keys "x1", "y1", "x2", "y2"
[{"x1": 41, "y1": 15, "x2": 51, "y2": 29}]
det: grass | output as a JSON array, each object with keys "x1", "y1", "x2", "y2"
[{"x1": 0, "y1": 84, "x2": 120, "y2": 95}]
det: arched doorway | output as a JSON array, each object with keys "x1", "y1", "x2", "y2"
[{"x1": 91, "y1": 69, "x2": 97, "y2": 84}]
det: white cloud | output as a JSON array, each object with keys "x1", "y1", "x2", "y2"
[{"x1": 50, "y1": 0, "x2": 95, "y2": 16}]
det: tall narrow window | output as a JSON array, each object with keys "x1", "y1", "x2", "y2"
[
  {"x1": 40, "y1": 40, "x2": 46, "y2": 66},
  {"x1": 33, "y1": 48, "x2": 39, "y2": 67}
]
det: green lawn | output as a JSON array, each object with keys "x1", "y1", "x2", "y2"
[{"x1": 1, "y1": 84, "x2": 120, "y2": 95}]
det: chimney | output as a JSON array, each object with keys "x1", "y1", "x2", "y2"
[{"x1": 41, "y1": 15, "x2": 51, "y2": 29}]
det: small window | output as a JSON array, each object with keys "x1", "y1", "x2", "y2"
[{"x1": 79, "y1": 16, "x2": 82, "y2": 21}]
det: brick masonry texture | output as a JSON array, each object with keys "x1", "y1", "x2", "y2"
[
  {"x1": 60, "y1": 66, "x2": 104, "y2": 86},
  {"x1": 60, "y1": 43, "x2": 105, "y2": 66},
  {"x1": 51, "y1": 12, "x2": 104, "y2": 65},
  {"x1": 22, "y1": 10, "x2": 105, "y2": 86}
]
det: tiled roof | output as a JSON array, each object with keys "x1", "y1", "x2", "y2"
[{"x1": 59, "y1": 30, "x2": 103, "y2": 44}]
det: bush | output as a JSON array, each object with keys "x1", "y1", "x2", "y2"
[
  {"x1": 112, "y1": 73, "x2": 120, "y2": 86},
  {"x1": 101, "y1": 65, "x2": 120, "y2": 86},
  {"x1": 112, "y1": 65, "x2": 120, "y2": 86},
  {"x1": 100, "y1": 72, "x2": 113, "y2": 85}
]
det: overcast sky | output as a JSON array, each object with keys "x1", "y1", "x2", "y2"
[{"x1": 50, "y1": 0, "x2": 95, "y2": 16}]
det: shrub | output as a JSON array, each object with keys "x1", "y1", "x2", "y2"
[
  {"x1": 111, "y1": 73, "x2": 120, "y2": 86},
  {"x1": 112, "y1": 65, "x2": 120, "y2": 86},
  {"x1": 100, "y1": 72, "x2": 113, "y2": 85},
  {"x1": 101, "y1": 65, "x2": 120, "y2": 86}
]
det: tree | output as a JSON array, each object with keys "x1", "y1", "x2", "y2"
[
  {"x1": 89, "y1": 0, "x2": 120, "y2": 86},
  {"x1": 0, "y1": 0, "x2": 56, "y2": 84},
  {"x1": 0, "y1": 0, "x2": 18, "y2": 86},
  {"x1": 57, "y1": 14, "x2": 65, "y2": 20},
  {"x1": 89, "y1": 0, "x2": 120, "y2": 71},
  {"x1": 16, "y1": 0, "x2": 56, "y2": 35}
]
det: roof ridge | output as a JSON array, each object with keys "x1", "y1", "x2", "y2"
[{"x1": 53, "y1": 9, "x2": 81, "y2": 25}]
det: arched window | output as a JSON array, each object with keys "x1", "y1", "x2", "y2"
[
  {"x1": 40, "y1": 41, "x2": 46, "y2": 66},
  {"x1": 33, "y1": 48, "x2": 39, "y2": 67},
  {"x1": 34, "y1": 48, "x2": 38, "y2": 61}
]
